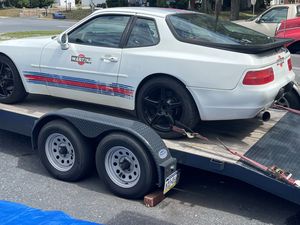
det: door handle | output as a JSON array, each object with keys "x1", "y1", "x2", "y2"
[{"x1": 101, "y1": 55, "x2": 118, "y2": 63}]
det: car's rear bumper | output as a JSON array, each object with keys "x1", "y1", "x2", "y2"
[{"x1": 188, "y1": 72, "x2": 295, "y2": 121}]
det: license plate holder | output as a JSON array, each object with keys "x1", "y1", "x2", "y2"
[{"x1": 163, "y1": 170, "x2": 180, "y2": 194}]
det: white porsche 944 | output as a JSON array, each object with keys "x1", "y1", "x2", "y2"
[{"x1": 0, "y1": 7, "x2": 297, "y2": 138}]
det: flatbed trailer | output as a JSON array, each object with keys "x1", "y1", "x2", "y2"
[{"x1": 0, "y1": 95, "x2": 300, "y2": 204}]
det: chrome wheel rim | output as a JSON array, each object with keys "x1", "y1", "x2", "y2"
[
  {"x1": 45, "y1": 133, "x2": 75, "y2": 172},
  {"x1": 105, "y1": 146, "x2": 141, "y2": 188}
]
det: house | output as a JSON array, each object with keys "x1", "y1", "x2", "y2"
[
  {"x1": 81, "y1": 0, "x2": 106, "y2": 7},
  {"x1": 54, "y1": 0, "x2": 76, "y2": 9}
]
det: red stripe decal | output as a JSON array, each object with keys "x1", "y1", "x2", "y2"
[{"x1": 25, "y1": 74, "x2": 133, "y2": 96}]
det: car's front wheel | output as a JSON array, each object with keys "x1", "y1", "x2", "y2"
[
  {"x1": 0, "y1": 55, "x2": 27, "y2": 104},
  {"x1": 136, "y1": 77, "x2": 199, "y2": 139}
]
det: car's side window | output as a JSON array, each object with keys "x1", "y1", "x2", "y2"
[
  {"x1": 260, "y1": 7, "x2": 288, "y2": 23},
  {"x1": 68, "y1": 15, "x2": 131, "y2": 48},
  {"x1": 126, "y1": 18, "x2": 159, "y2": 48}
]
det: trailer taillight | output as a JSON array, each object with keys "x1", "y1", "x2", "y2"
[
  {"x1": 243, "y1": 68, "x2": 274, "y2": 85},
  {"x1": 288, "y1": 58, "x2": 292, "y2": 71}
]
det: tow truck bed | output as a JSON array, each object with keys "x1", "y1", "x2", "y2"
[{"x1": 0, "y1": 95, "x2": 299, "y2": 205}]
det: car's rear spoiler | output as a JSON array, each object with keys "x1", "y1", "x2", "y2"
[{"x1": 186, "y1": 38, "x2": 294, "y2": 54}]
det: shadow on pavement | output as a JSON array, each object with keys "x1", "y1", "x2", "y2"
[{"x1": 106, "y1": 211, "x2": 176, "y2": 225}]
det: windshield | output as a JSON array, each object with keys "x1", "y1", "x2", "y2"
[{"x1": 167, "y1": 13, "x2": 275, "y2": 46}]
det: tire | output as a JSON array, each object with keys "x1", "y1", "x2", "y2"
[
  {"x1": 0, "y1": 55, "x2": 27, "y2": 103},
  {"x1": 38, "y1": 120, "x2": 93, "y2": 181},
  {"x1": 278, "y1": 90, "x2": 300, "y2": 110},
  {"x1": 95, "y1": 132, "x2": 156, "y2": 199},
  {"x1": 136, "y1": 77, "x2": 199, "y2": 139}
]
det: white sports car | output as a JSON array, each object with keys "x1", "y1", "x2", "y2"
[{"x1": 0, "y1": 7, "x2": 296, "y2": 138}]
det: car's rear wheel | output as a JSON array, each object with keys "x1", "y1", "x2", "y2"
[
  {"x1": 0, "y1": 55, "x2": 27, "y2": 103},
  {"x1": 136, "y1": 77, "x2": 199, "y2": 139}
]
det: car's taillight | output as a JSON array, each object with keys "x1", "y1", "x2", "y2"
[
  {"x1": 288, "y1": 58, "x2": 292, "y2": 71},
  {"x1": 243, "y1": 68, "x2": 274, "y2": 85}
]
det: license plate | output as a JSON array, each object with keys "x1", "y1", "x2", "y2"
[{"x1": 163, "y1": 170, "x2": 180, "y2": 194}]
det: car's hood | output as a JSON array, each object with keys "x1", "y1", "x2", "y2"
[{"x1": 0, "y1": 36, "x2": 55, "y2": 48}]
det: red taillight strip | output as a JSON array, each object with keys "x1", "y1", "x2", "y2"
[
  {"x1": 243, "y1": 68, "x2": 274, "y2": 85},
  {"x1": 288, "y1": 58, "x2": 292, "y2": 71}
]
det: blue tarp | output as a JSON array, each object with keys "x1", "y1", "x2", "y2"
[{"x1": 0, "y1": 201, "x2": 101, "y2": 225}]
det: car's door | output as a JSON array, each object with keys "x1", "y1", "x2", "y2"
[
  {"x1": 40, "y1": 14, "x2": 132, "y2": 107},
  {"x1": 256, "y1": 6, "x2": 289, "y2": 36}
]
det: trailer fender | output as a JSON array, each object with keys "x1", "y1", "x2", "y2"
[{"x1": 31, "y1": 108, "x2": 177, "y2": 187}]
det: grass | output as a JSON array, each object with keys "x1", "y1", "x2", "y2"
[
  {"x1": 63, "y1": 9, "x2": 93, "y2": 20},
  {"x1": 218, "y1": 10, "x2": 257, "y2": 21},
  {"x1": 0, "y1": 8, "x2": 21, "y2": 17},
  {"x1": 0, "y1": 30, "x2": 62, "y2": 40}
]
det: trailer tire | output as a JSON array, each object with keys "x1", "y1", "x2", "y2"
[
  {"x1": 38, "y1": 120, "x2": 93, "y2": 181},
  {"x1": 96, "y1": 132, "x2": 156, "y2": 199},
  {"x1": 0, "y1": 55, "x2": 27, "y2": 103}
]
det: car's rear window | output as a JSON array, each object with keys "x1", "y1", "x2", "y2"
[{"x1": 167, "y1": 13, "x2": 275, "y2": 46}]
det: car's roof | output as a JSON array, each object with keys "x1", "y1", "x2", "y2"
[{"x1": 92, "y1": 7, "x2": 193, "y2": 18}]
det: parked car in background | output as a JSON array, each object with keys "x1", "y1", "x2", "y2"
[
  {"x1": 0, "y1": 8, "x2": 297, "y2": 138},
  {"x1": 276, "y1": 17, "x2": 300, "y2": 53},
  {"x1": 235, "y1": 4, "x2": 300, "y2": 36},
  {"x1": 52, "y1": 11, "x2": 66, "y2": 19},
  {"x1": 275, "y1": 17, "x2": 300, "y2": 108}
]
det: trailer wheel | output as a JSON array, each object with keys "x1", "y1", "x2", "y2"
[
  {"x1": 96, "y1": 133, "x2": 156, "y2": 199},
  {"x1": 38, "y1": 120, "x2": 93, "y2": 181}
]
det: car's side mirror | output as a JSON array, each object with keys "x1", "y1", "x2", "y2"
[
  {"x1": 57, "y1": 33, "x2": 69, "y2": 50},
  {"x1": 255, "y1": 18, "x2": 261, "y2": 24}
]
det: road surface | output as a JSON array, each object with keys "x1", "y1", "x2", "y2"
[{"x1": 0, "y1": 17, "x2": 76, "y2": 33}]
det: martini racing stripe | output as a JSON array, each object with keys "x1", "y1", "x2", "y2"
[{"x1": 23, "y1": 71, "x2": 134, "y2": 99}]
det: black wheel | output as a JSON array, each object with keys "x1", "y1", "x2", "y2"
[
  {"x1": 136, "y1": 77, "x2": 199, "y2": 139},
  {"x1": 38, "y1": 120, "x2": 93, "y2": 181},
  {"x1": 0, "y1": 55, "x2": 27, "y2": 103},
  {"x1": 277, "y1": 90, "x2": 300, "y2": 110},
  {"x1": 96, "y1": 132, "x2": 156, "y2": 199}
]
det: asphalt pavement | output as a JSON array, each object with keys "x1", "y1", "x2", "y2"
[
  {"x1": 0, "y1": 129, "x2": 300, "y2": 225},
  {"x1": 0, "y1": 17, "x2": 76, "y2": 33}
]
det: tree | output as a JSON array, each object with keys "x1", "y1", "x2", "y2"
[{"x1": 230, "y1": 0, "x2": 240, "y2": 21}]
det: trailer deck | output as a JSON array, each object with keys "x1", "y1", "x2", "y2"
[{"x1": 0, "y1": 95, "x2": 300, "y2": 205}]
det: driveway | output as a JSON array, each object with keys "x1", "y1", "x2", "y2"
[{"x1": 0, "y1": 17, "x2": 76, "y2": 33}]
